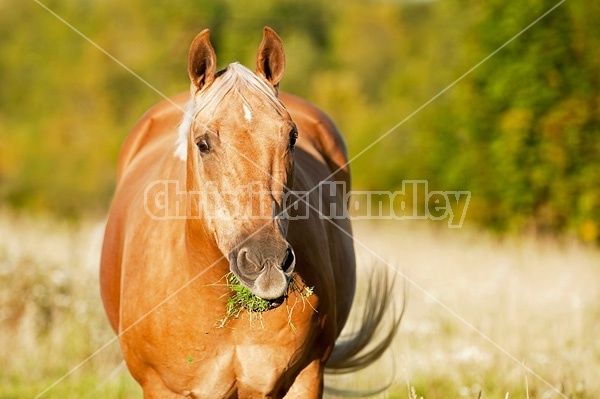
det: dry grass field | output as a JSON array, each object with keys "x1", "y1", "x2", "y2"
[
  {"x1": 1, "y1": 211, "x2": 599, "y2": 398},
  {"x1": 328, "y1": 220, "x2": 600, "y2": 398}
]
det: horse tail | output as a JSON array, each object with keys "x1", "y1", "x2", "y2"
[{"x1": 324, "y1": 266, "x2": 406, "y2": 393}]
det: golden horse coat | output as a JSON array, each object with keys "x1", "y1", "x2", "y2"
[{"x1": 100, "y1": 27, "x2": 396, "y2": 399}]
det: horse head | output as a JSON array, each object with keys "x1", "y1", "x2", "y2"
[{"x1": 177, "y1": 27, "x2": 297, "y2": 300}]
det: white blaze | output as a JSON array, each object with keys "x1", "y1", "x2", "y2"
[{"x1": 243, "y1": 104, "x2": 252, "y2": 122}]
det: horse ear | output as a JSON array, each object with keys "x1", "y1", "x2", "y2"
[
  {"x1": 188, "y1": 29, "x2": 217, "y2": 92},
  {"x1": 255, "y1": 27, "x2": 285, "y2": 89}
]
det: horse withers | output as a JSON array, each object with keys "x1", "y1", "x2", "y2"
[{"x1": 100, "y1": 27, "x2": 399, "y2": 398}]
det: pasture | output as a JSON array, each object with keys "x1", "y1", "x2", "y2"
[{"x1": 1, "y1": 211, "x2": 598, "y2": 398}]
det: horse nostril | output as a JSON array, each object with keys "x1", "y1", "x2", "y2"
[
  {"x1": 281, "y1": 247, "x2": 295, "y2": 273},
  {"x1": 237, "y1": 248, "x2": 263, "y2": 274}
]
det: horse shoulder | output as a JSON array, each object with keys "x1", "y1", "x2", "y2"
[{"x1": 102, "y1": 93, "x2": 190, "y2": 333}]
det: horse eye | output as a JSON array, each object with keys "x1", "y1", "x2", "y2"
[
  {"x1": 289, "y1": 130, "x2": 298, "y2": 149},
  {"x1": 197, "y1": 139, "x2": 210, "y2": 154}
]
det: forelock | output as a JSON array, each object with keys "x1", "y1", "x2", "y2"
[
  {"x1": 174, "y1": 62, "x2": 287, "y2": 160},
  {"x1": 194, "y1": 62, "x2": 286, "y2": 117}
]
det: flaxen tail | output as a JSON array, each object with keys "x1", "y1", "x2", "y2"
[{"x1": 324, "y1": 266, "x2": 406, "y2": 394}]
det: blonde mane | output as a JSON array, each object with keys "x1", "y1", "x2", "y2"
[{"x1": 174, "y1": 63, "x2": 286, "y2": 161}]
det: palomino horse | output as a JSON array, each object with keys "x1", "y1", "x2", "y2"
[{"x1": 100, "y1": 27, "x2": 398, "y2": 398}]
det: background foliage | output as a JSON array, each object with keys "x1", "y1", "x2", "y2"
[{"x1": 1, "y1": 0, "x2": 599, "y2": 240}]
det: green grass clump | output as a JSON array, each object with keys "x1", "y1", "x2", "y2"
[
  {"x1": 224, "y1": 273, "x2": 272, "y2": 318},
  {"x1": 216, "y1": 273, "x2": 314, "y2": 328}
]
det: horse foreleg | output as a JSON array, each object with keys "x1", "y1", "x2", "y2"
[
  {"x1": 284, "y1": 359, "x2": 323, "y2": 399},
  {"x1": 138, "y1": 368, "x2": 185, "y2": 399}
]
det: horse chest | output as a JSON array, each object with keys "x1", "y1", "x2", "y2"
[
  {"x1": 122, "y1": 297, "x2": 317, "y2": 397},
  {"x1": 148, "y1": 340, "x2": 305, "y2": 398}
]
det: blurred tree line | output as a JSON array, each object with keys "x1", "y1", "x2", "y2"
[{"x1": 0, "y1": 0, "x2": 598, "y2": 241}]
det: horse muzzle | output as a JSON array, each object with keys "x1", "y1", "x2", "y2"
[{"x1": 228, "y1": 238, "x2": 296, "y2": 300}]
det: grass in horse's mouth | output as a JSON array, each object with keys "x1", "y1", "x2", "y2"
[{"x1": 216, "y1": 273, "x2": 314, "y2": 328}]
